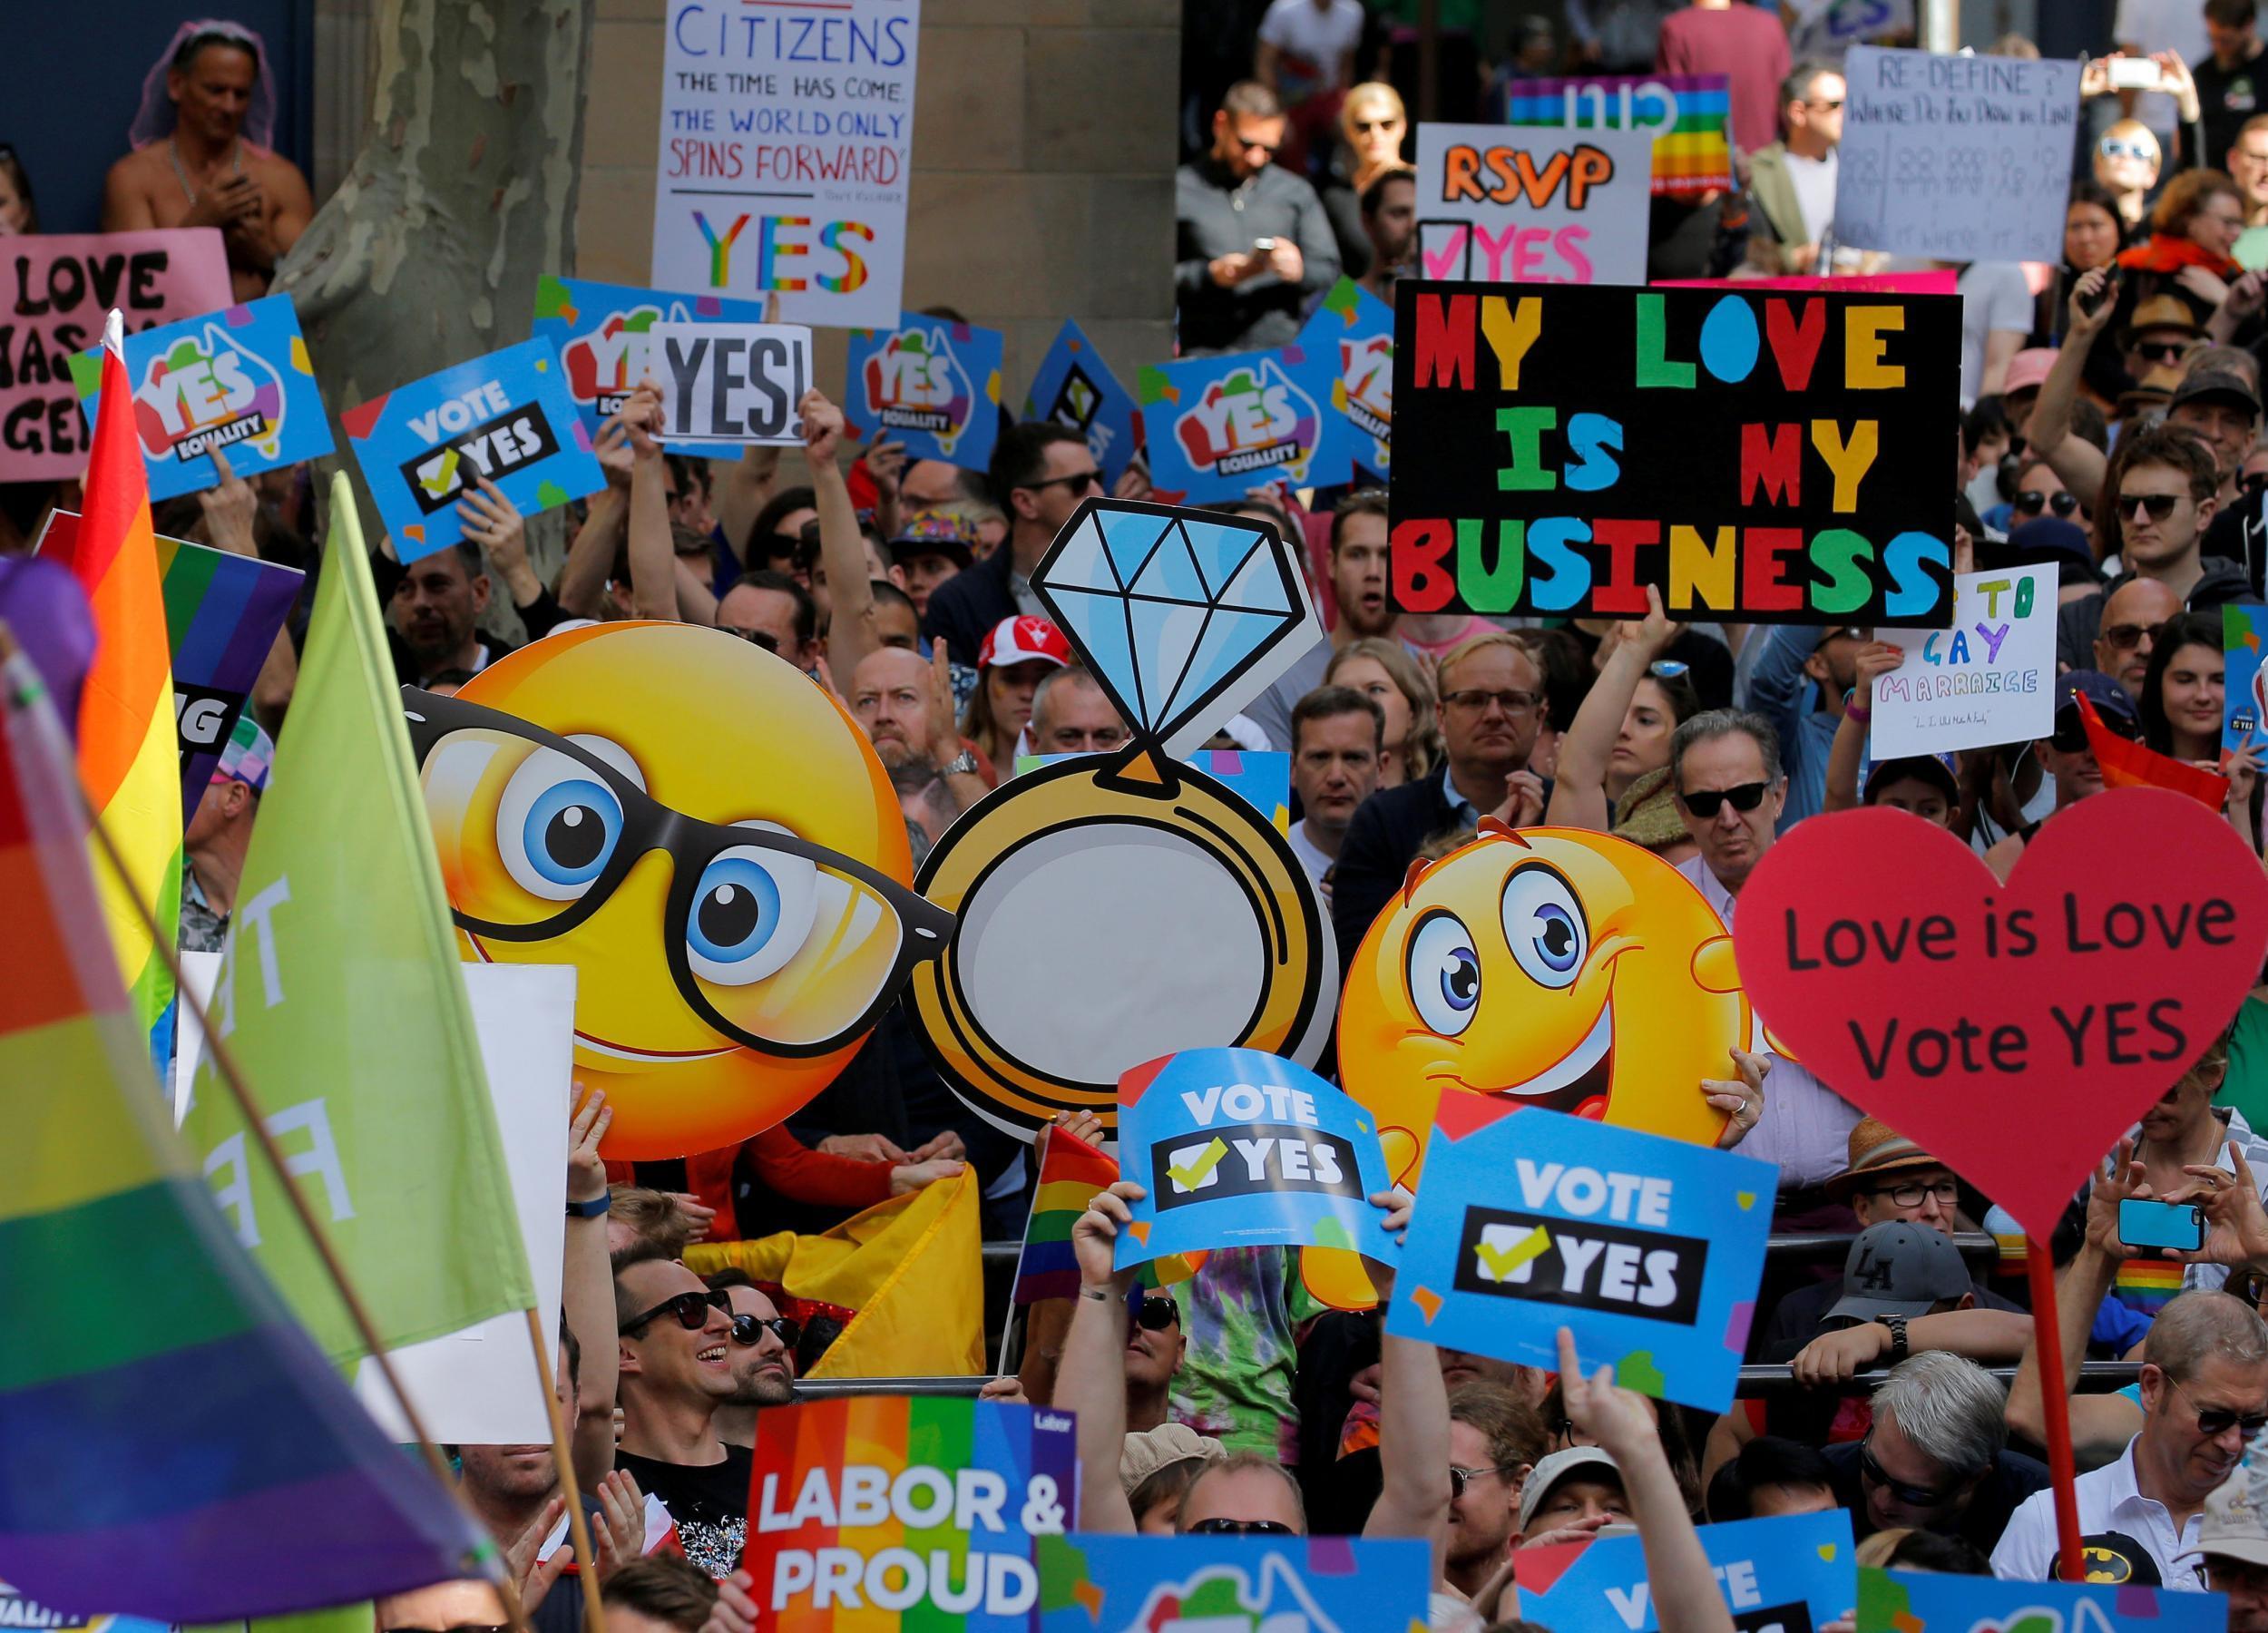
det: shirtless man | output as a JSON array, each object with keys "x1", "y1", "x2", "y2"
[{"x1": 103, "y1": 25, "x2": 313, "y2": 301}]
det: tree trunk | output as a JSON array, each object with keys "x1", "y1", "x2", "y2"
[{"x1": 276, "y1": 0, "x2": 595, "y2": 597}]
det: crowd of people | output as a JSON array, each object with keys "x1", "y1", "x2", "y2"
[{"x1": 31, "y1": 2, "x2": 2268, "y2": 1630}]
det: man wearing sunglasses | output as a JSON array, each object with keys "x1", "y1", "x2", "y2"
[
  {"x1": 921, "y1": 424, "x2": 1102, "y2": 665},
  {"x1": 1176, "y1": 80, "x2": 1341, "y2": 353},
  {"x1": 612, "y1": 1252, "x2": 752, "y2": 1578},
  {"x1": 1746, "y1": 62, "x2": 1847, "y2": 277},
  {"x1": 700, "y1": 1270, "x2": 800, "y2": 1452},
  {"x1": 714, "y1": 570, "x2": 820, "y2": 673}
]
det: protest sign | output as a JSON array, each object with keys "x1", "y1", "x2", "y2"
[
  {"x1": 529, "y1": 273, "x2": 777, "y2": 444},
  {"x1": 647, "y1": 320, "x2": 813, "y2": 446},
  {"x1": 1656, "y1": 271, "x2": 1958, "y2": 295},
  {"x1": 1413, "y1": 123, "x2": 1656, "y2": 286},
  {"x1": 1022, "y1": 320, "x2": 1141, "y2": 487},
  {"x1": 650, "y1": 0, "x2": 920, "y2": 330},
  {"x1": 1035, "y1": 1534, "x2": 1432, "y2": 1633},
  {"x1": 0, "y1": 229, "x2": 230, "y2": 480},
  {"x1": 1789, "y1": 0, "x2": 1915, "y2": 59},
  {"x1": 1499, "y1": 73, "x2": 1734, "y2": 197},
  {"x1": 1298, "y1": 277, "x2": 1394, "y2": 481},
  {"x1": 67, "y1": 294, "x2": 331, "y2": 500},
  {"x1": 1734, "y1": 793, "x2": 2268, "y2": 1237},
  {"x1": 341, "y1": 338, "x2": 605, "y2": 564},
  {"x1": 1514, "y1": 1509, "x2": 1854, "y2": 1631},
  {"x1": 1871, "y1": 565, "x2": 2055, "y2": 758},
  {"x1": 1856, "y1": 1564, "x2": 2223, "y2": 1633},
  {"x1": 1136, "y1": 345, "x2": 1338, "y2": 501},
  {"x1": 1114, "y1": 1048, "x2": 1395, "y2": 1267},
  {"x1": 744, "y1": 1395, "x2": 1074, "y2": 1628},
  {"x1": 1388, "y1": 282, "x2": 1960, "y2": 624},
  {"x1": 1385, "y1": 1101, "x2": 1776, "y2": 1410},
  {"x1": 0, "y1": 1583, "x2": 169, "y2": 1633},
  {"x1": 2226, "y1": 603, "x2": 2268, "y2": 757},
  {"x1": 38, "y1": 510, "x2": 305, "y2": 823},
  {"x1": 845, "y1": 313, "x2": 1004, "y2": 468},
  {"x1": 1831, "y1": 47, "x2": 2080, "y2": 264}
]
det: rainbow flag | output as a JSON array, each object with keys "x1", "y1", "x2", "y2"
[
  {"x1": 1012, "y1": 1128, "x2": 1202, "y2": 1304},
  {"x1": 2079, "y1": 694, "x2": 2233, "y2": 809},
  {"x1": 1501, "y1": 73, "x2": 1734, "y2": 197},
  {"x1": 2111, "y1": 1257, "x2": 2188, "y2": 1318},
  {"x1": 0, "y1": 639, "x2": 496, "y2": 1618},
  {"x1": 64, "y1": 311, "x2": 181, "y2": 1047}
]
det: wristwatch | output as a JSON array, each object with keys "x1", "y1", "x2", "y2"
[
  {"x1": 943, "y1": 748, "x2": 980, "y2": 777},
  {"x1": 566, "y1": 1193, "x2": 611, "y2": 1219},
  {"x1": 1882, "y1": 1312, "x2": 1910, "y2": 1364}
]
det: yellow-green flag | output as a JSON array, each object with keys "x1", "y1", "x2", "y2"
[{"x1": 181, "y1": 475, "x2": 533, "y2": 1363}]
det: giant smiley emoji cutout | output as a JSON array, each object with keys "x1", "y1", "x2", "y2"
[{"x1": 1734, "y1": 789, "x2": 2268, "y2": 1238}]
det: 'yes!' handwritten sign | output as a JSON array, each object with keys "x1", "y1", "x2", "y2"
[
  {"x1": 649, "y1": 321, "x2": 811, "y2": 447},
  {"x1": 1115, "y1": 1048, "x2": 1396, "y2": 1268},
  {"x1": 342, "y1": 338, "x2": 604, "y2": 564},
  {"x1": 1386, "y1": 1102, "x2": 1775, "y2": 1411}
]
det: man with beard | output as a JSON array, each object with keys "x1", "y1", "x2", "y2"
[
  {"x1": 701, "y1": 1272, "x2": 798, "y2": 1451},
  {"x1": 846, "y1": 644, "x2": 988, "y2": 812}
]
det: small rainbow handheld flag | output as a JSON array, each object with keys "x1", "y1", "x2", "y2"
[
  {"x1": 1012, "y1": 1127, "x2": 1203, "y2": 1304},
  {"x1": 2079, "y1": 694, "x2": 2232, "y2": 809}
]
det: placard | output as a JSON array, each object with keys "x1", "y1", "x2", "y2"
[
  {"x1": 1831, "y1": 47, "x2": 2080, "y2": 265},
  {"x1": 1871, "y1": 565, "x2": 2054, "y2": 758},
  {"x1": 1413, "y1": 123, "x2": 1655, "y2": 286},
  {"x1": 650, "y1": 0, "x2": 921, "y2": 330},
  {"x1": 1384, "y1": 1102, "x2": 1776, "y2": 1411},
  {"x1": 647, "y1": 320, "x2": 813, "y2": 446},
  {"x1": 340, "y1": 338, "x2": 606, "y2": 564},
  {"x1": 1499, "y1": 73, "x2": 1734, "y2": 197},
  {"x1": 1135, "y1": 346, "x2": 1336, "y2": 502},
  {"x1": 68, "y1": 293, "x2": 333, "y2": 500},
  {"x1": 1388, "y1": 283, "x2": 1959, "y2": 624},
  {"x1": 2226, "y1": 602, "x2": 2268, "y2": 758},
  {"x1": 1857, "y1": 1565, "x2": 2224, "y2": 1633},
  {"x1": 0, "y1": 229, "x2": 231, "y2": 479},
  {"x1": 1022, "y1": 320, "x2": 1141, "y2": 487},
  {"x1": 1657, "y1": 271, "x2": 1959, "y2": 295},
  {"x1": 1298, "y1": 277, "x2": 1394, "y2": 480},
  {"x1": 1790, "y1": 0, "x2": 1916, "y2": 59},
  {"x1": 1514, "y1": 1510, "x2": 1854, "y2": 1631},
  {"x1": 844, "y1": 313, "x2": 1003, "y2": 468},
  {"x1": 1113, "y1": 1048, "x2": 1396, "y2": 1268},
  {"x1": 743, "y1": 1395, "x2": 1075, "y2": 1629},
  {"x1": 1035, "y1": 1535, "x2": 1432, "y2": 1633},
  {"x1": 529, "y1": 273, "x2": 779, "y2": 443}
]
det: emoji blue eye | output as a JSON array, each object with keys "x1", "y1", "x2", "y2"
[
  {"x1": 496, "y1": 749, "x2": 622, "y2": 900},
  {"x1": 686, "y1": 842, "x2": 817, "y2": 985},
  {"x1": 1502, "y1": 866, "x2": 1587, "y2": 989},
  {"x1": 1408, "y1": 911, "x2": 1481, "y2": 1035}
]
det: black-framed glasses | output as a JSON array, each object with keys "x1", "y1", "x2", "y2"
[
  {"x1": 1187, "y1": 1518, "x2": 1295, "y2": 1535},
  {"x1": 1018, "y1": 468, "x2": 1106, "y2": 497},
  {"x1": 2050, "y1": 704, "x2": 2141, "y2": 753},
  {"x1": 730, "y1": 1312, "x2": 803, "y2": 1349},
  {"x1": 2118, "y1": 491, "x2": 2185, "y2": 522},
  {"x1": 2171, "y1": 1375, "x2": 2268, "y2": 1437},
  {"x1": 1862, "y1": 1178, "x2": 1961, "y2": 1209},
  {"x1": 2013, "y1": 489, "x2": 2081, "y2": 518},
  {"x1": 1442, "y1": 687, "x2": 1541, "y2": 715},
  {"x1": 401, "y1": 686, "x2": 953, "y2": 1058},
  {"x1": 1448, "y1": 1463, "x2": 1515, "y2": 1499},
  {"x1": 1677, "y1": 781, "x2": 1770, "y2": 818},
  {"x1": 723, "y1": 625, "x2": 780, "y2": 652},
  {"x1": 1136, "y1": 1294, "x2": 1180, "y2": 1331},
  {"x1": 2132, "y1": 340, "x2": 2189, "y2": 365},
  {"x1": 1859, "y1": 1436, "x2": 1960, "y2": 1507},
  {"x1": 755, "y1": 530, "x2": 803, "y2": 564},
  {"x1": 621, "y1": 1288, "x2": 730, "y2": 1336}
]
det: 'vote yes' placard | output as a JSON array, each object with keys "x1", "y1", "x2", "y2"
[
  {"x1": 1386, "y1": 1102, "x2": 1775, "y2": 1411},
  {"x1": 1515, "y1": 1509, "x2": 1854, "y2": 1632},
  {"x1": 1114, "y1": 1048, "x2": 1397, "y2": 1269},
  {"x1": 650, "y1": 321, "x2": 812, "y2": 447}
]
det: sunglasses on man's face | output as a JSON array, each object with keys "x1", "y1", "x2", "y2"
[
  {"x1": 1186, "y1": 1518, "x2": 1295, "y2": 1535},
  {"x1": 730, "y1": 1312, "x2": 803, "y2": 1349},
  {"x1": 2049, "y1": 705, "x2": 2141, "y2": 753},
  {"x1": 621, "y1": 1288, "x2": 730, "y2": 1336},
  {"x1": 2101, "y1": 137, "x2": 2156, "y2": 161},
  {"x1": 1678, "y1": 781, "x2": 1771, "y2": 818},
  {"x1": 724, "y1": 625, "x2": 780, "y2": 652},
  {"x1": 1019, "y1": 468, "x2": 1106, "y2": 497},
  {"x1": 2013, "y1": 489, "x2": 2080, "y2": 518},
  {"x1": 1136, "y1": 1294, "x2": 1180, "y2": 1331},
  {"x1": 2101, "y1": 619, "x2": 2169, "y2": 651},
  {"x1": 2172, "y1": 1375, "x2": 2268, "y2": 1438},
  {"x1": 2132, "y1": 340, "x2": 2188, "y2": 366},
  {"x1": 2117, "y1": 490, "x2": 2185, "y2": 522},
  {"x1": 1859, "y1": 1438, "x2": 1960, "y2": 1508}
]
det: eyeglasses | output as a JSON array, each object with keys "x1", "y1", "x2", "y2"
[
  {"x1": 1443, "y1": 688, "x2": 1541, "y2": 715},
  {"x1": 723, "y1": 625, "x2": 780, "y2": 653},
  {"x1": 1648, "y1": 659, "x2": 1691, "y2": 679},
  {"x1": 621, "y1": 1288, "x2": 730, "y2": 1336},
  {"x1": 1677, "y1": 781, "x2": 1771, "y2": 818},
  {"x1": 1859, "y1": 1436, "x2": 1961, "y2": 1507},
  {"x1": 730, "y1": 1312, "x2": 803, "y2": 1349},
  {"x1": 2049, "y1": 703, "x2": 2141, "y2": 753},
  {"x1": 2013, "y1": 490, "x2": 2081, "y2": 518},
  {"x1": 1018, "y1": 468, "x2": 1106, "y2": 496},
  {"x1": 1187, "y1": 1518, "x2": 1296, "y2": 1535},
  {"x1": 1351, "y1": 118, "x2": 1400, "y2": 133},
  {"x1": 2171, "y1": 1375, "x2": 2268, "y2": 1438},
  {"x1": 1862, "y1": 1178, "x2": 1961, "y2": 1208},
  {"x1": 1448, "y1": 1463, "x2": 1515, "y2": 1499},
  {"x1": 401, "y1": 687, "x2": 953, "y2": 1057},
  {"x1": 2117, "y1": 490, "x2": 2185, "y2": 522},
  {"x1": 2131, "y1": 340, "x2": 2189, "y2": 365},
  {"x1": 2101, "y1": 619, "x2": 2170, "y2": 650},
  {"x1": 2101, "y1": 137, "x2": 2157, "y2": 161},
  {"x1": 1136, "y1": 1294, "x2": 1180, "y2": 1331}
]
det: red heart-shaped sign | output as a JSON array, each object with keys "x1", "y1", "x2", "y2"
[{"x1": 1734, "y1": 789, "x2": 2268, "y2": 1238}]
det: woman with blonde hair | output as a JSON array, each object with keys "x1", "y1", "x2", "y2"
[
  {"x1": 1325, "y1": 638, "x2": 1440, "y2": 787},
  {"x1": 1322, "y1": 82, "x2": 1409, "y2": 280}
]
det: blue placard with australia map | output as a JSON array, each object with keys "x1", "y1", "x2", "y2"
[
  {"x1": 1297, "y1": 276, "x2": 1393, "y2": 482},
  {"x1": 1135, "y1": 343, "x2": 1347, "y2": 503},
  {"x1": 1023, "y1": 319, "x2": 1142, "y2": 487},
  {"x1": 1037, "y1": 1534, "x2": 1431, "y2": 1633},
  {"x1": 529, "y1": 273, "x2": 778, "y2": 449},
  {"x1": 844, "y1": 312, "x2": 1004, "y2": 470}
]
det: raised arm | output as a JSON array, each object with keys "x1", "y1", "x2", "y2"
[
  {"x1": 805, "y1": 389, "x2": 881, "y2": 683},
  {"x1": 1061, "y1": 1179, "x2": 1144, "y2": 1534},
  {"x1": 2022, "y1": 269, "x2": 2115, "y2": 510},
  {"x1": 558, "y1": 422, "x2": 632, "y2": 620},
  {"x1": 622, "y1": 384, "x2": 679, "y2": 622},
  {"x1": 564, "y1": 1088, "x2": 620, "y2": 1488},
  {"x1": 1545, "y1": 585, "x2": 1675, "y2": 831},
  {"x1": 1823, "y1": 641, "x2": 1905, "y2": 813},
  {"x1": 2006, "y1": 1139, "x2": 2145, "y2": 1465},
  {"x1": 1362, "y1": 1189, "x2": 1452, "y2": 1584}
]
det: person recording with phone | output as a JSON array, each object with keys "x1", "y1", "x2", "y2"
[{"x1": 1177, "y1": 80, "x2": 1342, "y2": 353}]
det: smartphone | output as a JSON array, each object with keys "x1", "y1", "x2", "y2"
[
  {"x1": 2081, "y1": 268, "x2": 2121, "y2": 318},
  {"x1": 1252, "y1": 237, "x2": 1278, "y2": 252},
  {"x1": 2120, "y1": 1197, "x2": 2205, "y2": 1252},
  {"x1": 2107, "y1": 55, "x2": 2165, "y2": 90}
]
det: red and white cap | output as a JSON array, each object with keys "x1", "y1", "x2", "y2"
[{"x1": 977, "y1": 615, "x2": 1071, "y2": 671}]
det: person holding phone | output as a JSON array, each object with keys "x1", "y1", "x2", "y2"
[
  {"x1": 1176, "y1": 80, "x2": 1343, "y2": 352},
  {"x1": 2109, "y1": 1026, "x2": 2268, "y2": 1319}
]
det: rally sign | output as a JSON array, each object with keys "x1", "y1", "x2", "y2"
[
  {"x1": 2226, "y1": 603, "x2": 2268, "y2": 758},
  {"x1": 1413, "y1": 123, "x2": 1654, "y2": 286},
  {"x1": 1871, "y1": 565, "x2": 2055, "y2": 758},
  {"x1": 1034, "y1": 1534, "x2": 1432, "y2": 1633},
  {"x1": 1137, "y1": 345, "x2": 1334, "y2": 502},
  {"x1": 0, "y1": 1581, "x2": 170, "y2": 1633},
  {"x1": 648, "y1": 321, "x2": 812, "y2": 447},
  {"x1": 1388, "y1": 283, "x2": 1960, "y2": 624},
  {"x1": 0, "y1": 229, "x2": 231, "y2": 480},
  {"x1": 1385, "y1": 1102, "x2": 1776, "y2": 1411},
  {"x1": 1022, "y1": 320, "x2": 1141, "y2": 487},
  {"x1": 529, "y1": 274, "x2": 778, "y2": 441},
  {"x1": 845, "y1": 314, "x2": 1003, "y2": 469},
  {"x1": 1113, "y1": 1048, "x2": 1395, "y2": 1269},
  {"x1": 1856, "y1": 1565, "x2": 2222, "y2": 1633},
  {"x1": 69, "y1": 294, "x2": 332, "y2": 501},
  {"x1": 744, "y1": 1395, "x2": 1075, "y2": 1629},
  {"x1": 341, "y1": 338, "x2": 606, "y2": 564},
  {"x1": 1514, "y1": 1509, "x2": 1854, "y2": 1632},
  {"x1": 1298, "y1": 277, "x2": 1394, "y2": 481},
  {"x1": 1498, "y1": 73, "x2": 1734, "y2": 197}
]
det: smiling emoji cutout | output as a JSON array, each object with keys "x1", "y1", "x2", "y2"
[{"x1": 406, "y1": 621, "x2": 952, "y2": 1159}]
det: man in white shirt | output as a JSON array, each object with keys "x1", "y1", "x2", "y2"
[
  {"x1": 1286, "y1": 685, "x2": 1383, "y2": 905},
  {"x1": 1747, "y1": 62, "x2": 1845, "y2": 275},
  {"x1": 1993, "y1": 1290, "x2": 2268, "y2": 1589}
]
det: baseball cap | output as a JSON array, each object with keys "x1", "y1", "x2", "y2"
[
  {"x1": 213, "y1": 713, "x2": 274, "y2": 794},
  {"x1": 2197, "y1": 1432, "x2": 2268, "y2": 1569},
  {"x1": 2002, "y1": 348, "x2": 2058, "y2": 398},
  {"x1": 976, "y1": 615, "x2": 1071, "y2": 671},
  {"x1": 1861, "y1": 754, "x2": 1958, "y2": 808},
  {"x1": 2055, "y1": 668, "x2": 2138, "y2": 723},
  {"x1": 1118, "y1": 1423, "x2": 1225, "y2": 1497},
  {"x1": 2170, "y1": 368, "x2": 2263, "y2": 419},
  {"x1": 1517, "y1": 1446, "x2": 1623, "y2": 1532},
  {"x1": 888, "y1": 506, "x2": 976, "y2": 568},
  {"x1": 1824, "y1": 1220, "x2": 1970, "y2": 1325}
]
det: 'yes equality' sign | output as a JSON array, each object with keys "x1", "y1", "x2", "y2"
[{"x1": 1388, "y1": 283, "x2": 1960, "y2": 625}]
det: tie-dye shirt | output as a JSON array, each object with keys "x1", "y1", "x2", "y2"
[{"x1": 1168, "y1": 1246, "x2": 1316, "y2": 1463}]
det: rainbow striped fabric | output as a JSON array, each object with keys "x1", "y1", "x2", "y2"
[
  {"x1": 2080, "y1": 695, "x2": 2234, "y2": 810},
  {"x1": 0, "y1": 642, "x2": 495, "y2": 1618},
  {"x1": 2111, "y1": 1257, "x2": 2189, "y2": 1319},
  {"x1": 1500, "y1": 73, "x2": 1735, "y2": 196},
  {"x1": 1012, "y1": 1128, "x2": 1202, "y2": 1304},
  {"x1": 64, "y1": 315, "x2": 181, "y2": 1048}
]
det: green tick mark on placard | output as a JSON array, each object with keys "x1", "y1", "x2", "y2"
[
  {"x1": 1472, "y1": 1225, "x2": 1551, "y2": 1281},
  {"x1": 1165, "y1": 1137, "x2": 1228, "y2": 1193}
]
